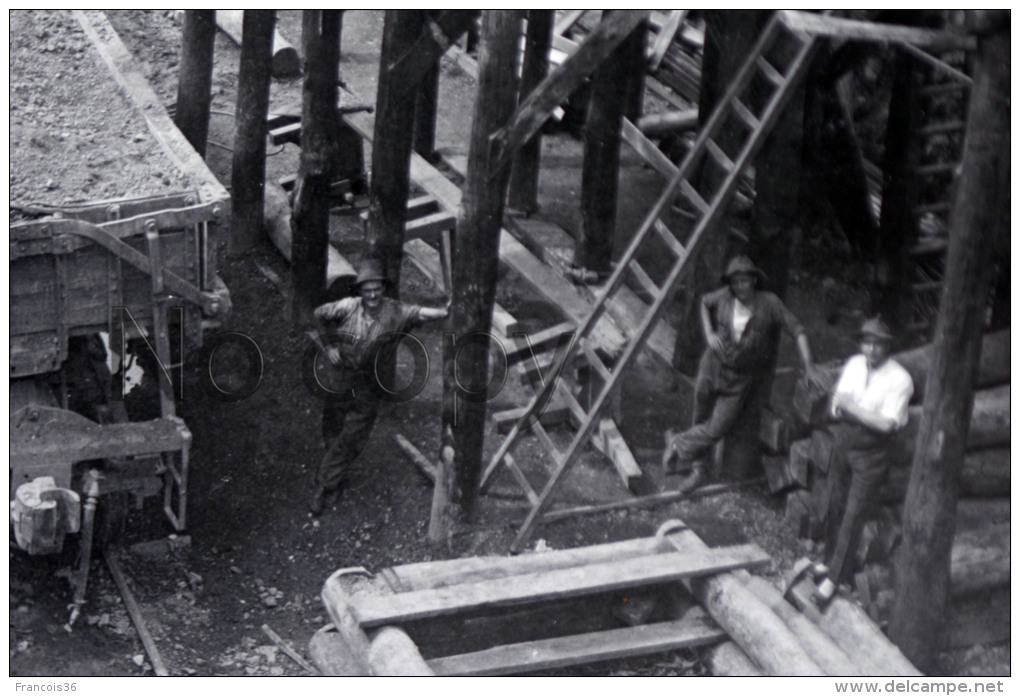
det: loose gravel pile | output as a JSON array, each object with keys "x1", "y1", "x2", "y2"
[{"x1": 9, "y1": 10, "x2": 193, "y2": 208}]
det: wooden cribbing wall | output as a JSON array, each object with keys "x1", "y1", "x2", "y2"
[{"x1": 311, "y1": 520, "x2": 918, "y2": 676}]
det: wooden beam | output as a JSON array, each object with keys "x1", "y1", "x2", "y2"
[
  {"x1": 386, "y1": 10, "x2": 479, "y2": 94},
  {"x1": 779, "y1": 11, "x2": 976, "y2": 51},
  {"x1": 347, "y1": 545, "x2": 770, "y2": 627},
  {"x1": 394, "y1": 433, "x2": 437, "y2": 482},
  {"x1": 647, "y1": 10, "x2": 686, "y2": 72},
  {"x1": 553, "y1": 10, "x2": 587, "y2": 37},
  {"x1": 621, "y1": 118, "x2": 678, "y2": 179},
  {"x1": 403, "y1": 209, "x2": 455, "y2": 241},
  {"x1": 429, "y1": 614, "x2": 726, "y2": 676},
  {"x1": 490, "y1": 10, "x2": 652, "y2": 174},
  {"x1": 596, "y1": 417, "x2": 644, "y2": 492}
]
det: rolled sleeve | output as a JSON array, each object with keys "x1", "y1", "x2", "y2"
[{"x1": 880, "y1": 374, "x2": 913, "y2": 430}]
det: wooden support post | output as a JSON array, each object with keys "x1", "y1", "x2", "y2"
[
  {"x1": 876, "y1": 46, "x2": 922, "y2": 328},
  {"x1": 507, "y1": 10, "x2": 554, "y2": 215},
  {"x1": 621, "y1": 15, "x2": 647, "y2": 123},
  {"x1": 174, "y1": 10, "x2": 216, "y2": 158},
  {"x1": 413, "y1": 46, "x2": 440, "y2": 162},
  {"x1": 889, "y1": 12, "x2": 1010, "y2": 672},
  {"x1": 366, "y1": 10, "x2": 424, "y2": 287},
  {"x1": 229, "y1": 10, "x2": 275, "y2": 255},
  {"x1": 433, "y1": 10, "x2": 523, "y2": 542},
  {"x1": 291, "y1": 10, "x2": 342, "y2": 326},
  {"x1": 575, "y1": 10, "x2": 631, "y2": 277}
]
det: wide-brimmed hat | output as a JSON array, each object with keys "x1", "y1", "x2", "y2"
[
  {"x1": 722, "y1": 255, "x2": 767, "y2": 283},
  {"x1": 858, "y1": 317, "x2": 894, "y2": 342},
  {"x1": 354, "y1": 259, "x2": 389, "y2": 287}
]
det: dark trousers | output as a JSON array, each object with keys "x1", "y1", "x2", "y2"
[
  {"x1": 824, "y1": 422, "x2": 894, "y2": 585},
  {"x1": 316, "y1": 377, "x2": 379, "y2": 491},
  {"x1": 671, "y1": 350, "x2": 764, "y2": 473}
]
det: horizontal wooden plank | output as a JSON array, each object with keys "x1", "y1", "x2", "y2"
[
  {"x1": 779, "y1": 11, "x2": 976, "y2": 51},
  {"x1": 404, "y1": 210, "x2": 456, "y2": 241},
  {"x1": 429, "y1": 613, "x2": 726, "y2": 676},
  {"x1": 347, "y1": 544, "x2": 770, "y2": 627}
]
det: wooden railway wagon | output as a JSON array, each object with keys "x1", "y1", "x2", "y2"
[{"x1": 9, "y1": 10, "x2": 230, "y2": 624}]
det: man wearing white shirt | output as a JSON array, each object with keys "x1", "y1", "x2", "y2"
[{"x1": 815, "y1": 317, "x2": 913, "y2": 603}]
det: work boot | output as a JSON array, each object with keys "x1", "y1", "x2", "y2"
[
  {"x1": 677, "y1": 462, "x2": 708, "y2": 494},
  {"x1": 661, "y1": 429, "x2": 677, "y2": 474},
  {"x1": 309, "y1": 485, "x2": 328, "y2": 516}
]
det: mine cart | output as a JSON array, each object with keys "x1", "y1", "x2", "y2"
[{"x1": 9, "y1": 9, "x2": 231, "y2": 627}]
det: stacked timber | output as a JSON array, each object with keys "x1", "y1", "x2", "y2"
[
  {"x1": 781, "y1": 331, "x2": 1010, "y2": 649},
  {"x1": 310, "y1": 521, "x2": 914, "y2": 676}
]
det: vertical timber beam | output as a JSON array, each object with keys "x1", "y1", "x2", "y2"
[
  {"x1": 367, "y1": 10, "x2": 425, "y2": 290},
  {"x1": 889, "y1": 11, "x2": 1009, "y2": 672},
  {"x1": 622, "y1": 15, "x2": 647, "y2": 123},
  {"x1": 229, "y1": 10, "x2": 275, "y2": 255},
  {"x1": 175, "y1": 10, "x2": 216, "y2": 158},
  {"x1": 877, "y1": 48, "x2": 923, "y2": 329},
  {"x1": 575, "y1": 10, "x2": 632, "y2": 276},
  {"x1": 507, "y1": 10, "x2": 553, "y2": 215},
  {"x1": 433, "y1": 10, "x2": 523, "y2": 542},
  {"x1": 413, "y1": 13, "x2": 440, "y2": 163},
  {"x1": 291, "y1": 10, "x2": 343, "y2": 326},
  {"x1": 672, "y1": 10, "x2": 770, "y2": 376}
]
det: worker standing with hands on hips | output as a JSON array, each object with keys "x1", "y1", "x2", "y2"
[
  {"x1": 663, "y1": 255, "x2": 822, "y2": 493},
  {"x1": 309, "y1": 259, "x2": 449, "y2": 516}
]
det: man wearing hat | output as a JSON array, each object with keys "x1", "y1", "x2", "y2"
[
  {"x1": 814, "y1": 317, "x2": 913, "y2": 604},
  {"x1": 309, "y1": 259, "x2": 449, "y2": 515},
  {"x1": 663, "y1": 255, "x2": 820, "y2": 492}
]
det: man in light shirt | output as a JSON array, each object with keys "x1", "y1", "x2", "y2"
[
  {"x1": 663, "y1": 255, "x2": 821, "y2": 492},
  {"x1": 815, "y1": 317, "x2": 913, "y2": 604}
]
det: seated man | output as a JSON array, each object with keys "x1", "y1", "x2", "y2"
[
  {"x1": 663, "y1": 255, "x2": 819, "y2": 492},
  {"x1": 309, "y1": 260, "x2": 449, "y2": 516},
  {"x1": 814, "y1": 317, "x2": 913, "y2": 604}
]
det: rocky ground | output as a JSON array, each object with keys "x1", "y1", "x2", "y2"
[{"x1": 8, "y1": 10, "x2": 1007, "y2": 678}]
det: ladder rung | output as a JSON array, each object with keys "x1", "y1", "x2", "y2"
[
  {"x1": 653, "y1": 219, "x2": 686, "y2": 258},
  {"x1": 919, "y1": 120, "x2": 966, "y2": 137},
  {"x1": 919, "y1": 81, "x2": 968, "y2": 97},
  {"x1": 626, "y1": 259, "x2": 660, "y2": 300},
  {"x1": 678, "y1": 180, "x2": 709, "y2": 214},
  {"x1": 910, "y1": 238, "x2": 948, "y2": 256},
  {"x1": 731, "y1": 99, "x2": 760, "y2": 130},
  {"x1": 704, "y1": 139, "x2": 735, "y2": 172},
  {"x1": 913, "y1": 200, "x2": 952, "y2": 217},
  {"x1": 530, "y1": 420, "x2": 563, "y2": 467},
  {"x1": 912, "y1": 280, "x2": 943, "y2": 293},
  {"x1": 756, "y1": 55, "x2": 785, "y2": 86},
  {"x1": 504, "y1": 454, "x2": 540, "y2": 505},
  {"x1": 914, "y1": 161, "x2": 958, "y2": 177},
  {"x1": 579, "y1": 342, "x2": 613, "y2": 384}
]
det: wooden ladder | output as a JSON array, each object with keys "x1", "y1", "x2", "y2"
[
  {"x1": 480, "y1": 12, "x2": 819, "y2": 553},
  {"x1": 902, "y1": 46, "x2": 972, "y2": 341}
]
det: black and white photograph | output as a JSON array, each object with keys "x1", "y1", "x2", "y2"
[{"x1": 8, "y1": 9, "x2": 1010, "y2": 685}]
